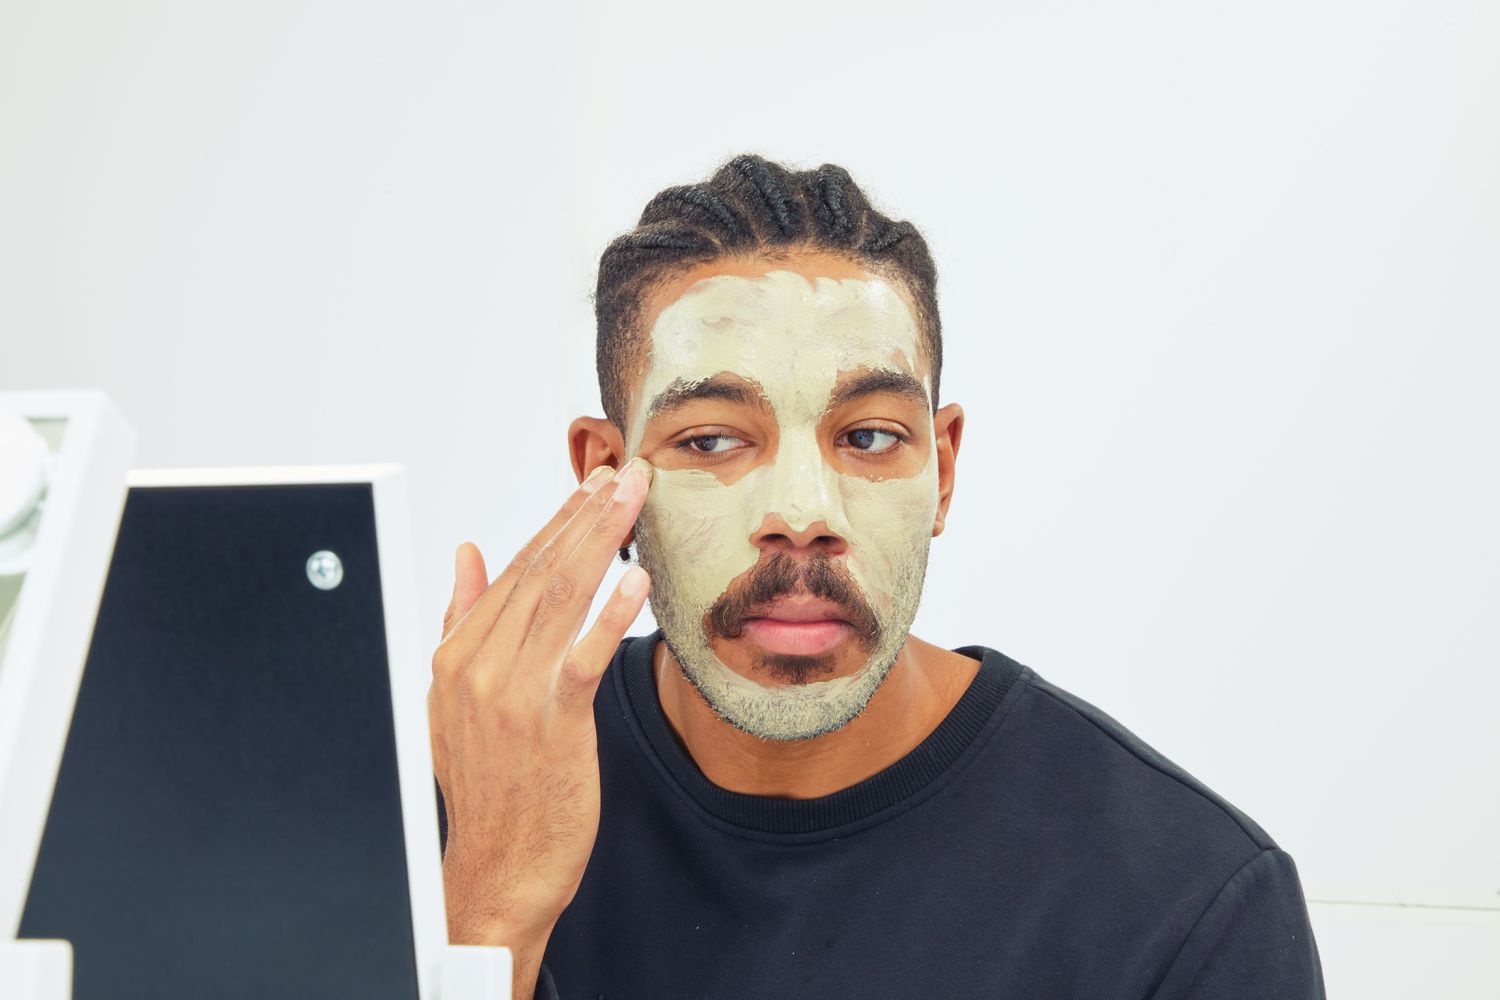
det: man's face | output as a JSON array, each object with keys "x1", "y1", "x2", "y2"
[{"x1": 624, "y1": 255, "x2": 942, "y2": 741}]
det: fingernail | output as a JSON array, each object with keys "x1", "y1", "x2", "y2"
[{"x1": 612, "y1": 458, "x2": 651, "y2": 505}]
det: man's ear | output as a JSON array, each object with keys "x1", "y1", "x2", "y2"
[
  {"x1": 931, "y1": 403, "x2": 964, "y2": 538},
  {"x1": 568, "y1": 416, "x2": 626, "y2": 483},
  {"x1": 568, "y1": 416, "x2": 639, "y2": 552}
]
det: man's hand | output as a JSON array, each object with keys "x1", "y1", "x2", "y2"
[{"x1": 429, "y1": 459, "x2": 652, "y2": 997}]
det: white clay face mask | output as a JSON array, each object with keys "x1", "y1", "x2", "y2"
[{"x1": 627, "y1": 270, "x2": 940, "y2": 742}]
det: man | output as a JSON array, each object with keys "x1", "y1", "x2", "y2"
[{"x1": 428, "y1": 155, "x2": 1326, "y2": 999}]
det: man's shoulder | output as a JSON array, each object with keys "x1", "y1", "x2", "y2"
[{"x1": 980, "y1": 654, "x2": 1279, "y2": 872}]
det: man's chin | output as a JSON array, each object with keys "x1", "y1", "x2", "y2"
[
  {"x1": 708, "y1": 629, "x2": 871, "y2": 688},
  {"x1": 664, "y1": 625, "x2": 906, "y2": 742}
]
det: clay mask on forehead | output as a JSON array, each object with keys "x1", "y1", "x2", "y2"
[{"x1": 628, "y1": 270, "x2": 940, "y2": 741}]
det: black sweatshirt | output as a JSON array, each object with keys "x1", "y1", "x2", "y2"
[{"x1": 533, "y1": 632, "x2": 1325, "y2": 999}]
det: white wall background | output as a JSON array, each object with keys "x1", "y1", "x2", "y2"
[{"x1": 3, "y1": 0, "x2": 1497, "y2": 993}]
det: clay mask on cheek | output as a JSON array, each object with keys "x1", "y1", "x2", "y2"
[{"x1": 628, "y1": 271, "x2": 941, "y2": 742}]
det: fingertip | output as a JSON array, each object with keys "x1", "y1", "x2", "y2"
[
  {"x1": 631, "y1": 457, "x2": 654, "y2": 491},
  {"x1": 580, "y1": 465, "x2": 614, "y2": 494},
  {"x1": 454, "y1": 541, "x2": 488, "y2": 584},
  {"x1": 620, "y1": 565, "x2": 649, "y2": 599}
]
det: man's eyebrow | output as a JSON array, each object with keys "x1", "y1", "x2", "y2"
[
  {"x1": 826, "y1": 369, "x2": 930, "y2": 411},
  {"x1": 646, "y1": 375, "x2": 769, "y2": 421}
]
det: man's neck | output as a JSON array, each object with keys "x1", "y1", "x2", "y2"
[{"x1": 652, "y1": 635, "x2": 982, "y2": 799}]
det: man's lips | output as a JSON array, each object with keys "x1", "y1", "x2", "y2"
[{"x1": 739, "y1": 598, "x2": 853, "y2": 657}]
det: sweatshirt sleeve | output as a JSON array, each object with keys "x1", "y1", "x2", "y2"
[{"x1": 1148, "y1": 849, "x2": 1326, "y2": 1000}]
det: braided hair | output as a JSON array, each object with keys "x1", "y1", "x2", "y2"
[{"x1": 594, "y1": 154, "x2": 942, "y2": 432}]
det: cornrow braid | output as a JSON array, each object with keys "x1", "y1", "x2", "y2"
[
  {"x1": 721, "y1": 154, "x2": 807, "y2": 240},
  {"x1": 593, "y1": 153, "x2": 942, "y2": 432},
  {"x1": 807, "y1": 163, "x2": 868, "y2": 245},
  {"x1": 637, "y1": 186, "x2": 755, "y2": 249}
]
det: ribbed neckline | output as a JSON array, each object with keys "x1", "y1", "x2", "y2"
[{"x1": 615, "y1": 631, "x2": 1024, "y2": 836}]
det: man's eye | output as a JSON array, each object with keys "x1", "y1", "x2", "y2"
[
  {"x1": 842, "y1": 428, "x2": 903, "y2": 453},
  {"x1": 679, "y1": 434, "x2": 745, "y2": 454}
]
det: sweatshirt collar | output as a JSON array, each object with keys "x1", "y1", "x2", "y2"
[{"x1": 616, "y1": 630, "x2": 1025, "y2": 836}]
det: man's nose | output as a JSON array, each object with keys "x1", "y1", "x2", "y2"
[
  {"x1": 748, "y1": 431, "x2": 849, "y2": 556},
  {"x1": 750, "y1": 513, "x2": 848, "y2": 556}
]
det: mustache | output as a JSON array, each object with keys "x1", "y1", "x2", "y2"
[{"x1": 707, "y1": 551, "x2": 881, "y2": 651}]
